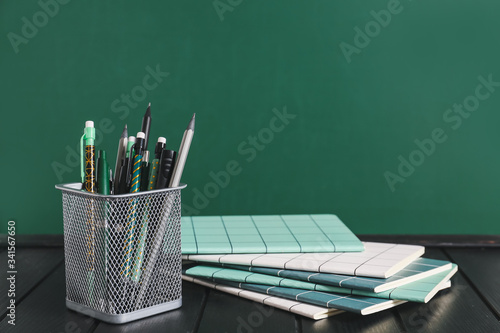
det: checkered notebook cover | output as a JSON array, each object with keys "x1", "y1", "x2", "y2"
[
  {"x1": 354, "y1": 264, "x2": 457, "y2": 303},
  {"x1": 183, "y1": 264, "x2": 456, "y2": 303},
  {"x1": 223, "y1": 257, "x2": 453, "y2": 292},
  {"x1": 182, "y1": 275, "x2": 343, "y2": 320},
  {"x1": 181, "y1": 214, "x2": 364, "y2": 254},
  {"x1": 185, "y1": 277, "x2": 411, "y2": 315},
  {"x1": 183, "y1": 242, "x2": 424, "y2": 278}
]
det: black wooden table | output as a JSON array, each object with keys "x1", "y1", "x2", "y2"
[{"x1": 1, "y1": 235, "x2": 499, "y2": 333}]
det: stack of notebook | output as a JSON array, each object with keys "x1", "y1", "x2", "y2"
[{"x1": 180, "y1": 215, "x2": 458, "y2": 320}]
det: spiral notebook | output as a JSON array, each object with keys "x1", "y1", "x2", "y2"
[{"x1": 181, "y1": 214, "x2": 364, "y2": 254}]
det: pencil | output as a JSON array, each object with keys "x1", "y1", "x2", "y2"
[{"x1": 169, "y1": 113, "x2": 195, "y2": 187}]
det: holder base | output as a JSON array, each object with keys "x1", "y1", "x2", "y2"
[{"x1": 66, "y1": 298, "x2": 182, "y2": 324}]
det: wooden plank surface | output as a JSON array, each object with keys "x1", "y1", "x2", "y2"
[
  {"x1": 395, "y1": 248, "x2": 500, "y2": 333},
  {"x1": 196, "y1": 287, "x2": 298, "y2": 333},
  {"x1": 301, "y1": 310, "x2": 403, "y2": 333},
  {"x1": 445, "y1": 247, "x2": 500, "y2": 318},
  {"x1": 1, "y1": 243, "x2": 500, "y2": 333},
  {"x1": 94, "y1": 281, "x2": 208, "y2": 333},
  {"x1": 358, "y1": 235, "x2": 500, "y2": 247},
  {"x1": 0, "y1": 248, "x2": 63, "y2": 319},
  {"x1": 0, "y1": 264, "x2": 97, "y2": 333}
]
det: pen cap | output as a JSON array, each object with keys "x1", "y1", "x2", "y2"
[
  {"x1": 98, "y1": 150, "x2": 106, "y2": 159},
  {"x1": 84, "y1": 120, "x2": 96, "y2": 145},
  {"x1": 97, "y1": 150, "x2": 110, "y2": 195},
  {"x1": 135, "y1": 132, "x2": 146, "y2": 155},
  {"x1": 155, "y1": 137, "x2": 166, "y2": 158},
  {"x1": 156, "y1": 149, "x2": 177, "y2": 189}
]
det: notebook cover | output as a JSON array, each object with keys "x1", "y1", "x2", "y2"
[
  {"x1": 184, "y1": 263, "x2": 457, "y2": 303},
  {"x1": 183, "y1": 242, "x2": 424, "y2": 278},
  {"x1": 222, "y1": 257, "x2": 453, "y2": 292},
  {"x1": 181, "y1": 214, "x2": 364, "y2": 254},
  {"x1": 181, "y1": 275, "x2": 343, "y2": 320}
]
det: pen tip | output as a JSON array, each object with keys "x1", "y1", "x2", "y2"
[
  {"x1": 121, "y1": 124, "x2": 128, "y2": 138},
  {"x1": 145, "y1": 103, "x2": 151, "y2": 116},
  {"x1": 187, "y1": 113, "x2": 195, "y2": 131}
]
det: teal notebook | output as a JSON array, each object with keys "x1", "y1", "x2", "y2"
[
  {"x1": 222, "y1": 257, "x2": 453, "y2": 292},
  {"x1": 184, "y1": 264, "x2": 457, "y2": 303},
  {"x1": 182, "y1": 275, "x2": 344, "y2": 320},
  {"x1": 181, "y1": 214, "x2": 364, "y2": 254},
  {"x1": 185, "y1": 277, "x2": 410, "y2": 315}
]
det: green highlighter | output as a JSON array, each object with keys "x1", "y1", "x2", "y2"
[{"x1": 97, "y1": 150, "x2": 110, "y2": 195}]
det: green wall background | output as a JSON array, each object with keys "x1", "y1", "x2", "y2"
[{"x1": 1, "y1": 0, "x2": 500, "y2": 235}]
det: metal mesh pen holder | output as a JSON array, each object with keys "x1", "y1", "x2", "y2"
[{"x1": 55, "y1": 182, "x2": 186, "y2": 324}]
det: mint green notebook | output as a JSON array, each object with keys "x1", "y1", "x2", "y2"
[
  {"x1": 181, "y1": 214, "x2": 363, "y2": 254},
  {"x1": 184, "y1": 264, "x2": 457, "y2": 303}
]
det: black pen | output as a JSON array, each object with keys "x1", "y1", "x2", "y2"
[
  {"x1": 156, "y1": 149, "x2": 177, "y2": 189},
  {"x1": 155, "y1": 137, "x2": 166, "y2": 159},
  {"x1": 141, "y1": 103, "x2": 152, "y2": 151}
]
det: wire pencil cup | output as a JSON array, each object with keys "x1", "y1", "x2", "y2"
[{"x1": 56, "y1": 182, "x2": 185, "y2": 324}]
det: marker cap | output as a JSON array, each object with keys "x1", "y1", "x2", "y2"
[
  {"x1": 83, "y1": 120, "x2": 96, "y2": 143},
  {"x1": 157, "y1": 137, "x2": 166, "y2": 144},
  {"x1": 137, "y1": 132, "x2": 145, "y2": 139}
]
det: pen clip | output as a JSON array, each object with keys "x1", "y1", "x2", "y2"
[{"x1": 80, "y1": 133, "x2": 85, "y2": 183}]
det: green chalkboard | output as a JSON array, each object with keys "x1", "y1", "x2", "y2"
[{"x1": 1, "y1": 0, "x2": 500, "y2": 235}]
